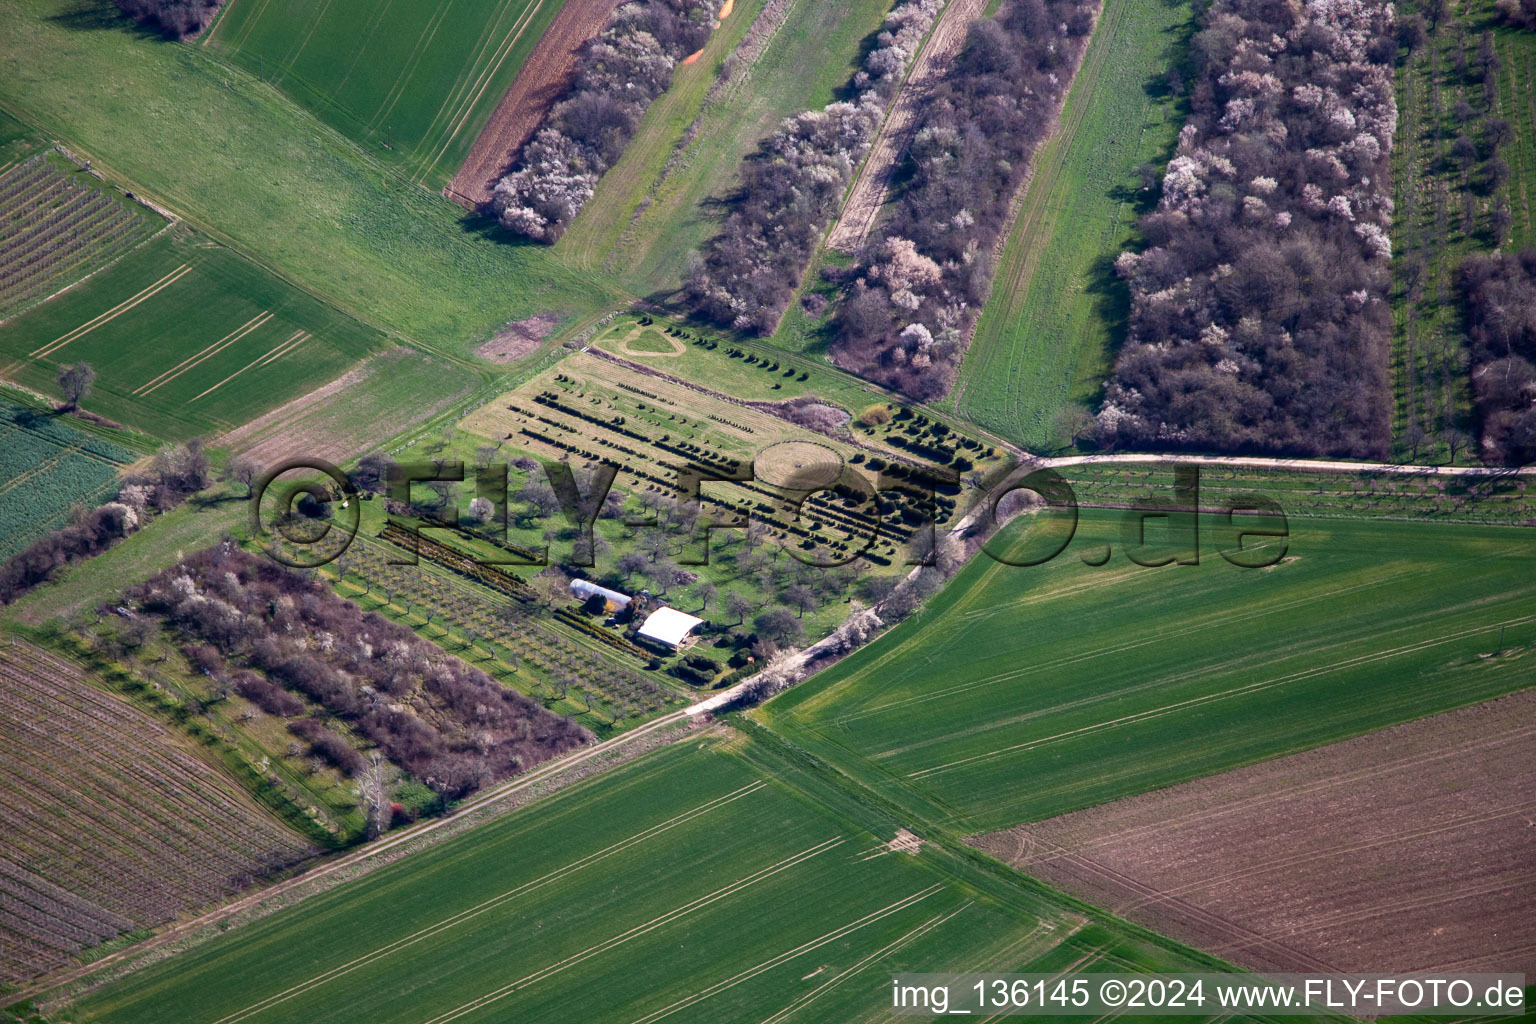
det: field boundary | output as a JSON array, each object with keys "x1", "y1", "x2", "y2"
[{"x1": 446, "y1": 0, "x2": 626, "y2": 207}]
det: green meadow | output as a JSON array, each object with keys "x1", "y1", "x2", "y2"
[
  {"x1": 205, "y1": 0, "x2": 564, "y2": 188},
  {"x1": 760, "y1": 510, "x2": 1536, "y2": 833},
  {"x1": 953, "y1": 0, "x2": 1192, "y2": 450}
]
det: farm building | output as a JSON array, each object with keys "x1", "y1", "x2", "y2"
[
  {"x1": 569, "y1": 578, "x2": 631, "y2": 613},
  {"x1": 636, "y1": 607, "x2": 704, "y2": 650}
]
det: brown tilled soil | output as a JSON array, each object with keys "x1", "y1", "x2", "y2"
[
  {"x1": 971, "y1": 689, "x2": 1536, "y2": 975},
  {"x1": 826, "y1": 0, "x2": 991, "y2": 252},
  {"x1": 447, "y1": 0, "x2": 627, "y2": 208},
  {"x1": 476, "y1": 312, "x2": 562, "y2": 363}
]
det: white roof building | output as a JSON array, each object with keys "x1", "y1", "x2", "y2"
[{"x1": 636, "y1": 607, "x2": 704, "y2": 649}]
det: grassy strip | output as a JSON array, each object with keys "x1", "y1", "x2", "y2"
[{"x1": 951, "y1": 0, "x2": 1193, "y2": 450}]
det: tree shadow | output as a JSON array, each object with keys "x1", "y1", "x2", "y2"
[
  {"x1": 1082, "y1": 251, "x2": 1131, "y2": 410},
  {"x1": 48, "y1": 0, "x2": 158, "y2": 38},
  {"x1": 454, "y1": 209, "x2": 548, "y2": 250}
]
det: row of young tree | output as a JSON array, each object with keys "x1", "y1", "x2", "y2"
[
  {"x1": 686, "y1": 0, "x2": 945, "y2": 334},
  {"x1": 491, "y1": 0, "x2": 720, "y2": 242},
  {"x1": 112, "y1": 0, "x2": 224, "y2": 37},
  {"x1": 829, "y1": 0, "x2": 1097, "y2": 401},
  {"x1": 1460, "y1": 251, "x2": 1536, "y2": 464},
  {"x1": 0, "y1": 440, "x2": 210, "y2": 605},
  {"x1": 1098, "y1": 0, "x2": 1398, "y2": 457},
  {"x1": 131, "y1": 544, "x2": 592, "y2": 798}
]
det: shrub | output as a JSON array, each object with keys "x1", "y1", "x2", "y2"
[
  {"x1": 113, "y1": 0, "x2": 223, "y2": 37},
  {"x1": 688, "y1": 0, "x2": 944, "y2": 333},
  {"x1": 128, "y1": 544, "x2": 592, "y2": 797},
  {"x1": 1459, "y1": 250, "x2": 1536, "y2": 464}
]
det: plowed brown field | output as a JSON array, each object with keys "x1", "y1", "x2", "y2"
[
  {"x1": 972, "y1": 689, "x2": 1536, "y2": 975},
  {"x1": 447, "y1": 0, "x2": 627, "y2": 208}
]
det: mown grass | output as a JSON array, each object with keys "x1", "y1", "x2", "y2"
[
  {"x1": 760, "y1": 510, "x2": 1536, "y2": 833},
  {"x1": 950, "y1": 0, "x2": 1193, "y2": 451},
  {"x1": 1389, "y1": 0, "x2": 1536, "y2": 462},
  {"x1": 205, "y1": 0, "x2": 564, "y2": 189},
  {"x1": 559, "y1": 0, "x2": 893, "y2": 298},
  {"x1": 67, "y1": 729, "x2": 1256, "y2": 1024},
  {"x1": 0, "y1": 230, "x2": 388, "y2": 440},
  {"x1": 0, "y1": 0, "x2": 621, "y2": 357}
]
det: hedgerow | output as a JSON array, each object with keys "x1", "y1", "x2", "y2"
[
  {"x1": 1098, "y1": 0, "x2": 1398, "y2": 457},
  {"x1": 829, "y1": 0, "x2": 1097, "y2": 401},
  {"x1": 687, "y1": 0, "x2": 944, "y2": 333},
  {"x1": 491, "y1": 0, "x2": 720, "y2": 242}
]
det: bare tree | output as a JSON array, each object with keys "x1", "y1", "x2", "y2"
[{"x1": 58, "y1": 363, "x2": 96, "y2": 411}]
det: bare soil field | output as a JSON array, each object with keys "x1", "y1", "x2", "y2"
[
  {"x1": 446, "y1": 0, "x2": 627, "y2": 207},
  {"x1": 0, "y1": 641, "x2": 315, "y2": 984},
  {"x1": 475, "y1": 312, "x2": 562, "y2": 362},
  {"x1": 825, "y1": 0, "x2": 990, "y2": 252},
  {"x1": 216, "y1": 347, "x2": 479, "y2": 466},
  {"x1": 971, "y1": 689, "x2": 1536, "y2": 975}
]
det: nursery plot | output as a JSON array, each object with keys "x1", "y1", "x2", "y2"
[
  {"x1": 0, "y1": 232, "x2": 387, "y2": 441},
  {"x1": 761, "y1": 511, "x2": 1536, "y2": 834},
  {"x1": 0, "y1": 402, "x2": 133, "y2": 559},
  {"x1": 0, "y1": 153, "x2": 162, "y2": 319},
  {"x1": 0, "y1": 640, "x2": 315, "y2": 984},
  {"x1": 458, "y1": 351, "x2": 982, "y2": 570},
  {"x1": 324, "y1": 537, "x2": 687, "y2": 733}
]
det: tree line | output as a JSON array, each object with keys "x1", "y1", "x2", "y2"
[
  {"x1": 829, "y1": 0, "x2": 1097, "y2": 401},
  {"x1": 130, "y1": 544, "x2": 592, "y2": 799},
  {"x1": 0, "y1": 440, "x2": 209, "y2": 605},
  {"x1": 1098, "y1": 0, "x2": 1398, "y2": 457},
  {"x1": 492, "y1": 0, "x2": 720, "y2": 242},
  {"x1": 1460, "y1": 250, "x2": 1536, "y2": 464},
  {"x1": 686, "y1": 0, "x2": 945, "y2": 334}
]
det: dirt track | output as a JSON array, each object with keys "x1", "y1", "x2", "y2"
[
  {"x1": 446, "y1": 0, "x2": 627, "y2": 208},
  {"x1": 826, "y1": 0, "x2": 990, "y2": 252},
  {"x1": 972, "y1": 690, "x2": 1536, "y2": 974}
]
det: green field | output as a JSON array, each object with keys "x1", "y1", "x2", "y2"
[
  {"x1": 760, "y1": 511, "x2": 1536, "y2": 833},
  {"x1": 559, "y1": 0, "x2": 893, "y2": 296},
  {"x1": 205, "y1": 0, "x2": 564, "y2": 189},
  {"x1": 0, "y1": 402, "x2": 133, "y2": 558},
  {"x1": 0, "y1": 231, "x2": 388, "y2": 439},
  {"x1": 0, "y1": 0, "x2": 619, "y2": 357},
  {"x1": 951, "y1": 0, "x2": 1192, "y2": 450},
  {"x1": 1390, "y1": 0, "x2": 1536, "y2": 462},
  {"x1": 68, "y1": 729, "x2": 1259, "y2": 1024}
]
